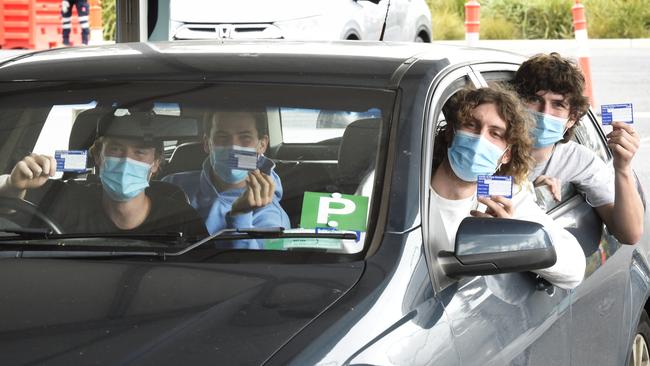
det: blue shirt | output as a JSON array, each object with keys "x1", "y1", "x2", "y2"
[{"x1": 162, "y1": 156, "x2": 290, "y2": 248}]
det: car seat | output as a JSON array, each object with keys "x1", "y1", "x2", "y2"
[
  {"x1": 163, "y1": 141, "x2": 206, "y2": 176},
  {"x1": 335, "y1": 118, "x2": 381, "y2": 194},
  {"x1": 279, "y1": 118, "x2": 381, "y2": 228}
]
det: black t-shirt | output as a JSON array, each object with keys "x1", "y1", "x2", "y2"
[{"x1": 26, "y1": 180, "x2": 207, "y2": 238}]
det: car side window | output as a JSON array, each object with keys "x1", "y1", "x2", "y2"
[
  {"x1": 534, "y1": 181, "x2": 578, "y2": 213},
  {"x1": 572, "y1": 112, "x2": 610, "y2": 163}
]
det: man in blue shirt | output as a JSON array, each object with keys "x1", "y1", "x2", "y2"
[{"x1": 163, "y1": 108, "x2": 290, "y2": 241}]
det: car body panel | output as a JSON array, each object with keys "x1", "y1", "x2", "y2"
[{"x1": 0, "y1": 257, "x2": 364, "y2": 365}]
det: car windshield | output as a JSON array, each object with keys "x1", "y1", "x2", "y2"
[{"x1": 0, "y1": 82, "x2": 394, "y2": 255}]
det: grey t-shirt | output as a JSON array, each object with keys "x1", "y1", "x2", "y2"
[{"x1": 528, "y1": 140, "x2": 614, "y2": 208}]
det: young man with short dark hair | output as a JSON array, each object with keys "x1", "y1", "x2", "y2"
[
  {"x1": 513, "y1": 53, "x2": 643, "y2": 244},
  {"x1": 163, "y1": 109, "x2": 290, "y2": 242}
]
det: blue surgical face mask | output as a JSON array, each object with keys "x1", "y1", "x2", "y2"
[
  {"x1": 447, "y1": 130, "x2": 507, "y2": 182},
  {"x1": 210, "y1": 145, "x2": 256, "y2": 184},
  {"x1": 529, "y1": 110, "x2": 568, "y2": 148},
  {"x1": 100, "y1": 157, "x2": 151, "y2": 202}
]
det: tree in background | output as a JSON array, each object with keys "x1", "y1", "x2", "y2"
[
  {"x1": 427, "y1": 0, "x2": 649, "y2": 40},
  {"x1": 102, "y1": 0, "x2": 115, "y2": 41}
]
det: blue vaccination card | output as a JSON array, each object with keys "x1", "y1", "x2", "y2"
[
  {"x1": 55, "y1": 150, "x2": 87, "y2": 173},
  {"x1": 229, "y1": 146, "x2": 259, "y2": 171},
  {"x1": 601, "y1": 103, "x2": 633, "y2": 125},
  {"x1": 477, "y1": 175, "x2": 513, "y2": 199}
]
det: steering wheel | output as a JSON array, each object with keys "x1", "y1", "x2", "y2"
[{"x1": 0, "y1": 196, "x2": 64, "y2": 235}]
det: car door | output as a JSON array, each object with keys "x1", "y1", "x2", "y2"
[
  {"x1": 556, "y1": 112, "x2": 630, "y2": 365},
  {"x1": 380, "y1": 0, "x2": 409, "y2": 41},
  {"x1": 422, "y1": 65, "x2": 572, "y2": 365},
  {"x1": 473, "y1": 64, "x2": 631, "y2": 365}
]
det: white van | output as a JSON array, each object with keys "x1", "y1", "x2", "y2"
[{"x1": 162, "y1": 0, "x2": 432, "y2": 42}]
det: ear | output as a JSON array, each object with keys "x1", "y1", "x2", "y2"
[
  {"x1": 203, "y1": 134, "x2": 211, "y2": 154},
  {"x1": 150, "y1": 158, "x2": 161, "y2": 177},
  {"x1": 565, "y1": 118, "x2": 577, "y2": 130},
  {"x1": 257, "y1": 135, "x2": 269, "y2": 154},
  {"x1": 93, "y1": 150, "x2": 103, "y2": 169},
  {"x1": 500, "y1": 146, "x2": 512, "y2": 165}
]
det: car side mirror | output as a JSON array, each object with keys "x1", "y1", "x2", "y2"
[
  {"x1": 354, "y1": 0, "x2": 381, "y2": 3},
  {"x1": 439, "y1": 217, "x2": 557, "y2": 278}
]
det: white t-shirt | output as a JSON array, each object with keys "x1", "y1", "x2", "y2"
[
  {"x1": 529, "y1": 141, "x2": 614, "y2": 208},
  {"x1": 429, "y1": 181, "x2": 586, "y2": 289}
]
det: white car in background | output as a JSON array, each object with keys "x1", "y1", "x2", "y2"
[{"x1": 167, "y1": 0, "x2": 432, "y2": 42}]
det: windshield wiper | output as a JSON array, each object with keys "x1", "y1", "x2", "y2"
[
  {"x1": 0, "y1": 227, "x2": 357, "y2": 258},
  {"x1": 0, "y1": 229, "x2": 185, "y2": 242},
  {"x1": 0, "y1": 228, "x2": 54, "y2": 239},
  {"x1": 168, "y1": 227, "x2": 357, "y2": 257}
]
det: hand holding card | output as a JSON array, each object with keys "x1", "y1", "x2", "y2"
[
  {"x1": 601, "y1": 103, "x2": 633, "y2": 126},
  {"x1": 606, "y1": 121, "x2": 640, "y2": 171},
  {"x1": 229, "y1": 146, "x2": 259, "y2": 171},
  {"x1": 471, "y1": 175, "x2": 514, "y2": 218},
  {"x1": 55, "y1": 150, "x2": 88, "y2": 173}
]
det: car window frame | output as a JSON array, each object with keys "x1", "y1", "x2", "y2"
[{"x1": 421, "y1": 64, "x2": 483, "y2": 292}]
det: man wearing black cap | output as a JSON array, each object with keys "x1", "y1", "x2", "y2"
[{"x1": 0, "y1": 114, "x2": 207, "y2": 237}]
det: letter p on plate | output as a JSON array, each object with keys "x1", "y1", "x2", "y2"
[{"x1": 300, "y1": 192, "x2": 369, "y2": 232}]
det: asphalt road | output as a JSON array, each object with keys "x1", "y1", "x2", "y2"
[{"x1": 589, "y1": 48, "x2": 650, "y2": 186}]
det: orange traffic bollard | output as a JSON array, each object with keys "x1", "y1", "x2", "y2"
[
  {"x1": 465, "y1": 0, "x2": 480, "y2": 47},
  {"x1": 572, "y1": 0, "x2": 595, "y2": 107},
  {"x1": 88, "y1": 0, "x2": 102, "y2": 44}
]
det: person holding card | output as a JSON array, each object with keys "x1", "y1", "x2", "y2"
[
  {"x1": 513, "y1": 53, "x2": 644, "y2": 244},
  {"x1": 0, "y1": 115, "x2": 207, "y2": 237},
  {"x1": 431, "y1": 86, "x2": 585, "y2": 289},
  {"x1": 163, "y1": 108, "x2": 290, "y2": 241}
]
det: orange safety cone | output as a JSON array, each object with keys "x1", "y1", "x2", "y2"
[
  {"x1": 88, "y1": 0, "x2": 102, "y2": 44},
  {"x1": 572, "y1": 0, "x2": 595, "y2": 107},
  {"x1": 465, "y1": 0, "x2": 480, "y2": 47}
]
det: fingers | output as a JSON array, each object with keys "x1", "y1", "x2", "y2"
[
  {"x1": 261, "y1": 171, "x2": 275, "y2": 202},
  {"x1": 611, "y1": 121, "x2": 636, "y2": 135},
  {"x1": 246, "y1": 170, "x2": 275, "y2": 207},
  {"x1": 535, "y1": 175, "x2": 561, "y2": 201},
  {"x1": 470, "y1": 210, "x2": 492, "y2": 218},
  {"x1": 254, "y1": 170, "x2": 269, "y2": 204},
  {"x1": 10, "y1": 154, "x2": 55, "y2": 188},
  {"x1": 607, "y1": 126, "x2": 639, "y2": 169},
  {"x1": 533, "y1": 175, "x2": 547, "y2": 187},
  {"x1": 608, "y1": 132, "x2": 639, "y2": 153},
  {"x1": 477, "y1": 196, "x2": 513, "y2": 218},
  {"x1": 14, "y1": 160, "x2": 35, "y2": 180},
  {"x1": 549, "y1": 179, "x2": 561, "y2": 202},
  {"x1": 488, "y1": 195, "x2": 514, "y2": 215},
  {"x1": 607, "y1": 123, "x2": 640, "y2": 149},
  {"x1": 247, "y1": 171, "x2": 262, "y2": 205}
]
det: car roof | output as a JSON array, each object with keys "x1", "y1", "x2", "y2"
[{"x1": 0, "y1": 40, "x2": 525, "y2": 88}]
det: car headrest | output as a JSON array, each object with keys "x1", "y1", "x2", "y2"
[
  {"x1": 69, "y1": 108, "x2": 111, "y2": 151},
  {"x1": 163, "y1": 141, "x2": 207, "y2": 176},
  {"x1": 338, "y1": 118, "x2": 381, "y2": 179}
]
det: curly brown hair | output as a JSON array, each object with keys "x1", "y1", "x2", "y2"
[
  {"x1": 434, "y1": 85, "x2": 534, "y2": 185},
  {"x1": 512, "y1": 52, "x2": 590, "y2": 143}
]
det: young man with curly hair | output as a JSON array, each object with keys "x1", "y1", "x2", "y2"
[
  {"x1": 430, "y1": 86, "x2": 585, "y2": 289},
  {"x1": 513, "y1": 53, "x2": 643, "y2": 244}
]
